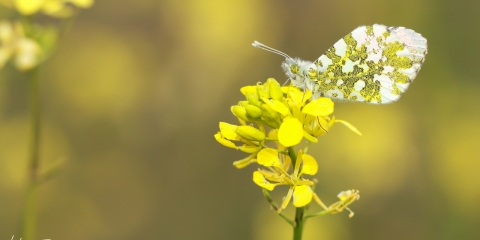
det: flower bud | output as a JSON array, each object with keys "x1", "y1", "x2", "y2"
[
  {"x1": 240, "y1": 85, "x2": 257, "y2": 96},
  {"x1": 261, "y1": 103, "x2": 279, "y2": 121},
  {"x1": 231, "y1": 105, "x2": 254, "y2": 122},
  {"x1": 235, "y1": 125, "x2": 265, "y2": 141},
  {"x1": 266, "y1": 78, "x2": 283, "y2": 101},
  {"x1": 246, "y1": 93, "x2": 262, "y2": 108},
  {"x1": 256, "y1": 83, "x2": 270, "y2": 99},
  {"x1": 245, "y1": 104, "x2": 262, "y2": 119}
]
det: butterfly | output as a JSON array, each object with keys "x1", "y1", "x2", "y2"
[{"x1": 253, "y1": 24, "x2": 427, "y2": 104}]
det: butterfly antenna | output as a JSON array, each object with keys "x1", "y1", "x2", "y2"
[{"x1": 252, "y1": 41, "x2": 293, "y2": 60}]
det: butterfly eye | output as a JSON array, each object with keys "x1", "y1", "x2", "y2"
[{"x1": 290, "y1": 64, "x2": 299, "y2": 74}]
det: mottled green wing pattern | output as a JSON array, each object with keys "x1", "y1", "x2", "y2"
[{"x1": 313, "y1": 24, "x2": 427, "y2": 104}]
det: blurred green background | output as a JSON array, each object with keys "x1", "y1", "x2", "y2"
[{"x1": 1, "y1": 0, "x2": 480, "y2": 239}]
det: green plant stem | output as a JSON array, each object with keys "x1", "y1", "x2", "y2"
[
  {"x1": 286, "y1": 147, "x2": 305, "y2": 240},
  {"x1": 293, "y1": 207, "x2": 305, "y2": 240},
  {"x1": 262, "y1": 189, "x2": 295, "y2": 227},
  {"x1": 305, "y1": 210, "x2": 330, "y2": 219},
  {"x1": 287, "y1": 147, "x2": 297, "y2": 166},
  {"x1": 22, "y1": 67, "x2": 41, "y2": 240}
]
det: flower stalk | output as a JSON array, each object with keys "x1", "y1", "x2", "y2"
[
  {"x1": 293, "y1": 207, "x2": 305, "y2": 240},
  {"x1": 23, "y1": 66, "x2": 41, "y2": 240}
]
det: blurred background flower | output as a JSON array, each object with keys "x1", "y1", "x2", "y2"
[
  {"x1": 0, "y1": 0, "x2": 93, "y2": 17},
  {"x1": 1, "y1": 0, "x2": 480, "y2": 240}
]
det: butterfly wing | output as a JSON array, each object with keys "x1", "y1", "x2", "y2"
[{"x1": 313, "y1": 24, "x2": 427, "y2": 104}]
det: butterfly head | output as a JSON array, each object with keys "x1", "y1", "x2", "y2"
[{"x1": 252, "y1": 41, "x2": 319, "y2": 91}]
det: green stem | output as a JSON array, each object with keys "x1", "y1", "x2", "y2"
[
  {"x1": 293, "y1": 207, "x2": 305, "y2": 240},
  {"x1": 22, "y1": 67, "x2": 41, "y2": 240},
  {"x1": 286, "y1": 147, "x2": 305, "y2": 240},
  {"x1": 262, "y1": 189, "x2": 295, "y2": 227},
  {"x1": 305, "y1": 210, "x2": 330, "y2": 219},
  {"x1": 287, "y1": 147, "x2": 297, "y2": 166}
]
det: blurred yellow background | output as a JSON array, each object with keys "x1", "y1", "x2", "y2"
[{"x1": 1, "y1": 0, "x2": 480, "y2": 239}]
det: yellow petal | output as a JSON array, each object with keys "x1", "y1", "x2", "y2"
[
  {"x1": 266, "y1": 78, "x2": 283, "y2": 101},
  {"x1": 253, "y1": 171, "x2": 275, "y2": 191},
  {"x1": 302, "y1": 90, "x2": 312, "y2": 103},
  {"x1": 42, "y1": 1, "x2": 63, "y2": 14},
  {"x1": 262, "y1": 97, "x2": 290, "y2": 116},
  {"x1": 302, "y1": 98, "x2": 334, "y2": 117},
  {"x1": 294, "y1": 149, "x2": 303, "y2": 175},
  {"x1": 303, "y1": 130, "x2": 318, "y2": 143},
  {"x1": 301, "y1": 153, "x2": 318, "y2": 175},
  {"x1": 214, "y1": 132, "x2": 238, "y2": 149},
  {"x1": 281, "y1": 187, "x2": 294, "y2": 210},
  {"x1": 233, "y1": 153, "x2": 256, "y2": 169},
  {"x1": 257, "y1": 148, "x2": 280, "y2": 167},
  {"x1": 240, "y1": 85, "x2": 257, "y2": 95},
  {"x1": 293, "y1": 185, "x2": 313, "y2": 207},
  {"x1": 14, "y1": 0, "x2": 44, "y2": 15},
  {"x1": 219, "y1": 122, "x2": 239, "y2": 140},
  {"x1": 310, "y1": 116, "x2": 330, "y2": 137},
  {"x1": 268, "y1": 129, "x2": 278, "y2": 139},
  {"x1": 335, "y1": 119, "x2": 362, "y2": 136},
  {"x1": 68, "y1": 0, "x2": 94, "y2": 8},
  {"x1": 281, "y1": 86, "x2": 306, "y2": 103},
  {"x1": 238, "y1": 145, "x2": 262, "y2": 153},
  {"x1": 0, "y1": 21, "x2": 13, "y2": 42},
  {"x1": 278, "y1": 118, "x2": 303, "y2": 147}
]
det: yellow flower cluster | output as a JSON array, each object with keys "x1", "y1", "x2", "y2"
[
  {"x1": 215, "y1": 78, "x2": 360, "y2": 216},
  {"x1": 0, "y1": 0, "x2": 93, "y2": 17},
  {"x1": 0, "y1": 0, "x2": 93, "y2": 71},
  {"x1": 0, "y1": 21, "x2": 41, "y2": 71}
]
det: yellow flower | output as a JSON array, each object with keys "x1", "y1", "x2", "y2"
[
  {"x1": 277, "y1": 117, "x2": 303, "y2": 147},
  {"x1": 214, "y1": 122, "x2": 265, "y2": 168},
  {"x1": 215, "y1": 78, "x2": 361, "y2": 215},
  {"x1": 0, "y1": 21, "x2": 41, "y2": 71},
  {"x1": 1, "y1": 0, "x2": 93, "y2": 17},
  {"x1": 253, "y1": 149, "x2": 320, "y2": 210}
]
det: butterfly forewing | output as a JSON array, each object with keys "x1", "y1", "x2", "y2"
[{"x1": 314, "y1": 24, "x2": 427, "y2": 104}]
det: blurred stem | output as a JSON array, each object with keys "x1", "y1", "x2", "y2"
[{"x1": 22, "y1": 66, "x2": 41, "y2": 240}]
